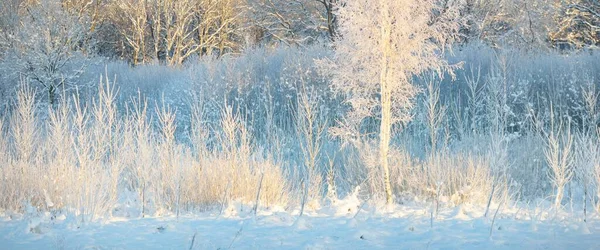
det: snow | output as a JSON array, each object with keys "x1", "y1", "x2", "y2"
[{"x1": 1, "y1": 198, "x2": 599, "y2": 249}]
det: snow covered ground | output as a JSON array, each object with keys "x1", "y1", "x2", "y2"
[{"x1": 1, "y1": 196, "x2": 599, "y2": 250}]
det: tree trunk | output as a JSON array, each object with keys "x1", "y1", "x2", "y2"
[
  {"x1": 380, "y1": 84, "x2": 393, "y2": 205},
  {"x1": 324, "y1": 0, "x2": 337, "y2": 41},
  {"x1": 141, "y1": 182, "x2": 145, "y2": 218},
  {"x1": 48, "y1": 85, "x2": 56, "y2": 108},
  {"x1": 555, "y1": 184, "x2": 564, "y2": 208},
  {"x1": 379, "y1": 0, "x2": 393, "y2": 205}
]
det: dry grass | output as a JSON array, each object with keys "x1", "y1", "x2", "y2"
[
  {"x1": 0, "y1": 79, "x2": 290, "y2": 220},
  {"x1": 339, "y1": 139, "x2": 500, "y2": 206},
  {"x1": 388, "y1": 149, "x2": 499, "y2": 205},
  {"x1": 2, "y1": 76, "x2": 599, "y2": 220}
]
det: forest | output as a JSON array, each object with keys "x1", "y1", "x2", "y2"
[{"x1": 0, "y1": 0, "x2": 600, "y2": 249}]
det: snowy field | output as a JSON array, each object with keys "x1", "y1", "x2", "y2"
[
  {"x1": 2, "y1": 197, "x2": 599, "y2": 250},
  {"x1": 2, "y1": 1, "x2": 600, "y2": 250}
]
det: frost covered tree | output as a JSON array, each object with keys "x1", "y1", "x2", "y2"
[
  {"x1": 111, "y1": 0, "x2": 248, "y2": 65},
  {"x1": 463, "y1": 0, "x2": 556, "y2": 49},
  {"x1": 113, "y1": 0, "x2": 150, "y2": 65},
  {"x1": 1, "y1": 0, "x2": 88, "y2": 106},
  {"x1": 327, "y1": 0, "x2": 463, "y2": 204},
  {"x1": 247, "y1": 0, "x2": 335, "y2": 45},
  {"x1": 0, "y1": 0, "x2": 21, "y2": 51}
]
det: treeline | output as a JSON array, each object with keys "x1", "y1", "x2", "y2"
[
  {"x1": 0, "y1": 0, "x2": 597, "y2": 107},
  {"x1": 0, "y1": 0, "x2": 335, "y2": 65},
  {"x1": 0, "y1": 0, "x2": 598, "y2": 65}
]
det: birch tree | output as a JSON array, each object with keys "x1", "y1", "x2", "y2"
[{"x1": 327, "y1": 0, "x2": 463, "y2": 204}]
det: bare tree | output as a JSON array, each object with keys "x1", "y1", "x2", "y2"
[
  {"x1": 0, "y1": 0, "x2": 23, "y2": 108},
  {"x1": 295, "y1": 85, "x2": 328, "y2": 206},
  {"x1": 113, "y1": 0, "x2": 150, "y2": 65},
  {"x1": 247, "y1": 0, "x2": 324, "y2": 45},
  {"x1": 544, "y1": 122, "x2": 574, "y2": 209},
  {"x1": 550, "y1": 0, "x2": 600, "y2": 49},
  {"x1": 535, "y1": 104, "x2": 575, "y2": 209},
  {"x1": 112, "y1": 0, "x2": 248, "y2": 65},
  {"x1": 3, "y1": 0, "x2": 88, "y2": 106},
  {"x1": 193, "y1": 0, "x2": 246, "y2": 56},
  {"x1": 326, "y1": 0, "x2": 463, "y2": 204},
  {"x1": 315, "y1": 0, "x2": 338, "y2": 40},
  {"x1": 424, "y1": 74, "x2": 447, "y2": 155},
  {"x1": 162, "y1": 0, "x2": 198, "y2": 65},
  {"x1": 464, "y1": 0, "x2": 556, "y2": 49},
  {"x1": 0, "y1": 0, "x2": 22, "y2": 54}
]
